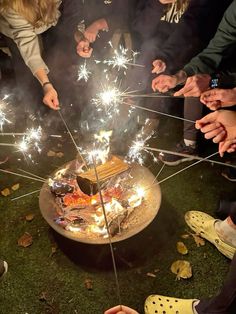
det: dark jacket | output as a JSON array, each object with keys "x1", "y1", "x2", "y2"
[
  {"x1": 184, "y1": 0, "x2": 236, "y2": 76},
  {"x1": 133, "y1": 0, "x2": 232, "y2": 73}
]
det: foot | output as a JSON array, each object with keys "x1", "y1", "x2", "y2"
[
  {"x1": 0, "y1": 259, "x2": 8, "y2": 279},
  {"x1": 185, "y1": 211, "x2": 236, "y2": 259},
  {"x1": 159, "y1": 141, "x2": 198, "y2": 166},
  {"x1": 144, "y1": 294, "x2": 198, "y2": 314}
]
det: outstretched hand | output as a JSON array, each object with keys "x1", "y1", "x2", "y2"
[
  {"x1": 174, "y1": 74, "x2": 211, "y2": 97},
  {"x1": 196, "y1": 110, "x2": 236, "y2": 156},
  {"x1": 200, "y1": 88, "x2": 236, "y2": 110},
  {"x1": 76, "y1": 39, "x2": 93, "y2": 58},
  {"x1": 43, "y1": 84, "x2": 59, "y2": 110}
]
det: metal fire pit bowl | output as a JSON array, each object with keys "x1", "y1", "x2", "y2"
[{"x1": 39, "y1": 159, "x2": 161, "y2": 244}]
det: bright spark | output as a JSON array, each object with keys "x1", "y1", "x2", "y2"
[{"x1": 77, "y1": 62, "x2": 91, "y2": 82}]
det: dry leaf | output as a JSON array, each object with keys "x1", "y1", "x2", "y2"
[
  {"x1": 171, "y1": 260, "x2": 192, "y2": 280},
  {"x1": 181, "y1": 234, "x2": 190, "y2": 239},
  {"x1": 1, "y1": 188, "x2": 10, "y2": 197},
  {"x1": 146, "y1": 272, "x2": 156, "y2": 278},
  {"x1": 18, "y1": 232, "x2": 33, "y2": 247},
  {"x1": 84, "y1": 278, "x2": 93, "y2": 290},
  {"x1": 177, "y1": 241, "x2": 188, "y2": 255},
  {"x1": 56, "y1": 152, "x2": 64, "y2": 158},
  {"x1": 11, "y1": 183, "x2": 20, "y2": 191},
  {"x1": 192, "y1": 234, "x2": 205, "y2": 247},
  {"x1": 25, "y1": 213, "x2": 35, "y2": 222},
  {"x1": 47, "y1": 150, "x2": 56, "y2": 157}
]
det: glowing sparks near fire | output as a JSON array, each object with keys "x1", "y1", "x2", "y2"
[
  {"x1": 77, "y1": 62, "x2": 91, "y2": 82},
  {"x1": 0, "y1": 98, "x2": 12, "y2": 130},
  {"x1": 126, "y1": 123, "x2": 157, "y2": 165}
]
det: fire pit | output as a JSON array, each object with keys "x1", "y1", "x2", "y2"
[{"x1": 39, "y1": 156, "x2": 161, "y2": 244}]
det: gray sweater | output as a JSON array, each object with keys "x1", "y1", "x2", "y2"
[{"x1": 0, "y1": 2, "x2": 61, "y2": 75}]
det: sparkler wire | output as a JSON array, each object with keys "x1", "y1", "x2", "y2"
[
  {"x1": 152, "y1": 163, "x2": 166, "y2": 185},
  {"x1": 58, "y1": 110, "x2": 89, "y2": 171},
  {"x1": 143, "y1": 147, "x2": 236, "y2": 169},
  {"x1": 0, "y1": 168, "x2": 46, "y2": 183},
  {"x1": 11, "y1": 189, "x2": 41, "y2": 201},
  {"x1": 91, "y1": 156, "x2": 122, "y2": 310},
  {"x1": 122, "y1": 101, "x2": 195, "y2": 124},
  {"x1": 18, "y1": 168, "x2": 46, "y2": 180},
  {"x1": 153, "y1": 151, "x2": 219, "y2": 187}
]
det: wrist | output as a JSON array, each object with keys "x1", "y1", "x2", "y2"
[
  {"x1": 175, "y1": 70, "x2": 187, "y2": 85},
  {"x1": 95, "y1": 18, "x2": 108, "y2": 31},
  {"x1": 42, "y1": 82, "x2": 53, "y2": 92},
  {"x1": 209, "y1": 73, "x2": 221, "y2": 89}
]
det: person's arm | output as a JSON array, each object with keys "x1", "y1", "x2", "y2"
[
  {"x1": 2, "y1": 9, "x2": 59, "y2": 109},
  {"x1": 183, "y1": 0, "x2": 236, "y2": 76}
]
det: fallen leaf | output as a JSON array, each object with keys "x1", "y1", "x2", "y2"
[
  {"x1": 11, "y1": 183, "x2": 20, "y2": 191},
  {"x1": 84, "y1": 278, "x2": 93, "y2": 290},
  {"x1": 177, "y1": 241, "x2": 188, "y2": 255},
  {"x1": 50, "y1": 243, "x2": 58, "y2": 257},
  {"x1": 47, "y1": 150, "x2": 56, "y2": 157},
  {"x1": 56, "y1": 152, "x2": 64, "y2": 158},
  {"x1": 18, "y1": 232, "x2": 33, "y2": 247},
  {"x1": 146, "y1": 272, "x2": 156, "y2": 278},
  {"x1": 171, "y1": 260, "x2": 192, "y2": 280},
  {"x1": 191, "y1": 233, "x2": 205, "y2": 247},
  {"x1": 1, "y1": 188, "x2": 10, "y2": 196},
  {"x1": 25, "y1": 213, "x2": 35, "y2": 222},
  {"x1": 181, "y1": 234, "x2": 190, "y2": 239}
]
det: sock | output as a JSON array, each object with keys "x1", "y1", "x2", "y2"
[
  {"x1": 192, "y1": 300, "x2": 200, "y2": 314},
  {"x1": 184, "y1": 139, "x2": 196, "y2": 148},
  {"x1": 215, "y1": 217, "x2": 236, "y2": 247}
]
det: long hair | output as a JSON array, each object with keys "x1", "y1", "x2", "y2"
[
  {"x1": 175, "y1": 0, "x2": 190, "y2": 11},
  {"x1": 0, "y1": 0, "x2": 58, "y2": 27}
]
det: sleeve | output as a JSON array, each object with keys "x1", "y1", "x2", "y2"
[
  {"x1": 2, "y1": 9, "x2": 48, "y2": 75},
  {"x1": 132, "y1": 0, "x2": 165, "y2": 40},
  {"x1": 183, "y1": 1, "x2": 236, "y2": 76},
  {"x1": 154, "y1": 0, "x2": 216, "y2": 72}
]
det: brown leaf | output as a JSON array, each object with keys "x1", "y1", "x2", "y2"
[
  {"x1": 181, "y1": 234, "x2": 190, "y2": 239},
  {"x1": 146, "y1": 272, "x2": 156, "y2": 278},
  {"x1": 18, "y1": 232, "x2": 33, "y2": 247},
  {"x1": 1, "y1": 188, "x2": 10, "y2": 197},
  {"x1": 191, "y1": 233, "x2": 205, "y2": 247},
  {"x1": 177, "y1": 241, "x2": 188, "y2": 255},
  {"x1": 47, "y1": 150, "x2": 56, "y2": 157},
  {"x1": 56, "y1": 152, "x2": 64, "y2": 158},
  {"x1": 11, "y1": 183, "x2": 20, "y2": 191},
  {"x1": 84, "y1": 278, "x2": 93, "y2": 290},
  {"x1": 25, "y1": 213, "x2": 35, "y2": 222},
  {"x1": 171, "y1": 260, "x2": 192, "y2": 280}
]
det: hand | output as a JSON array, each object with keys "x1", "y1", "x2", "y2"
[
  {"x1": 104, "y1": 305, "x2": 139, "y2": 314},
  {"x1": 152, "y1": 59, "x2": 166, "y2": 74},
  {"x1": 200, "y1": 88, "x2": 236, "y2": 110},
  {"x1": 43, "y1": 84, "x2": 59, "y2": 110},
  {"x1": 76, "y1": 39, "x2": 93, "y2": 58},
  {"x1": 84, "y1": 22, "x2": 100, "y2": 43},
  {"x1": 152, "y1": 74, "x2": 178, "y2": 92},
  {"x1": 174, "y1": 74, "x2": 211, "y2": 97},
  {"x1": 196, "y1": 110, "x2": 236, "y2": 156}
]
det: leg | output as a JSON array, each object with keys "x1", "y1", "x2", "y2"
[{"x1": 196, "y1": 253, "x2": 236, "y2": 314}]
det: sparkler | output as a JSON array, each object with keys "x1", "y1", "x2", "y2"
[
  {"x1": 77, "y1": 62, "x2": 91, "y2": 82},
  {"x1": 102, "y1": 47, "x2": 144, "y2": 71}
]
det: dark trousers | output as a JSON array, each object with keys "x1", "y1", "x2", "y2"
[
  {"x1": 184, "y1": 97, "x2": 203, "y2": 141},
  {"x1": 196, "y1": 253, "x2": 236, "y2": 314}
]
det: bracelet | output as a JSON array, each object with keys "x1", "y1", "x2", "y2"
[{"x1": 42, "y1": 81, "x2": 52, "y2": 88}]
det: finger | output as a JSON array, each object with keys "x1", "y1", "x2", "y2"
[
  {"x1": 212, "y1": 130, "x2": 226, "y2": 143},
  {"x1": 204, "y1": 127, "x2": 225, "y2": 140},
  {"x1": 219, "y1": 141, "x2": 231, "y2": 157},
  {"x1": 206, "y1": 101, "x2": 221, "y2": 111},
  {"x1": 200, "y1": 122, "x2": 222, "y2": 133},
  {"x1": 152, "y1": 79, "x2": 158, "y2": 91},
  {"x1": 195, "y1": 111, "x2": 219, "y2": 127}
]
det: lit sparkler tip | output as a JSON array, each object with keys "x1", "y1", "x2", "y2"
[{"x1": 77, "y1": 62, "x2": 92, "y2": 82}]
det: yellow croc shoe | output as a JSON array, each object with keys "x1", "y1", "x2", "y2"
[
  {"x1": 144, "y1": 295, "x2": 198, "y2": 314},
  {"x1": 185, "y1": 211, "x2": 236, "y2": 260}
]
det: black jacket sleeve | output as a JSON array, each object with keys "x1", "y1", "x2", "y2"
[{"x1": 154, "y1": 0, "x2": 232, "y2": 73}]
